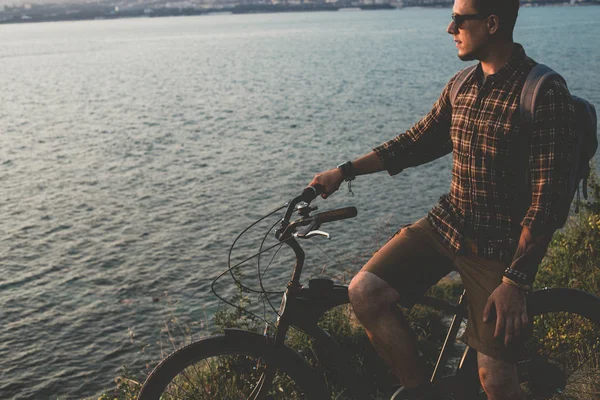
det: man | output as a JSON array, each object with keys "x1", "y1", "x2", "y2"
[{"x1": 309, "y1": 0, "x2": 576, "y2": 399}]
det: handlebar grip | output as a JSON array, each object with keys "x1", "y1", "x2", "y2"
[
  {"x1": 315, "y1": 207, "x2": 358, "y2": 224},
  {"x1": 300, "y1": 184, "x2": 325, "y2": 203}
]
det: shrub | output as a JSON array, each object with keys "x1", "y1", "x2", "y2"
[
  {"x1": 101, "y1": 172, "x2": 600, "y2": 399},
  {"x1": 536, "y1": 171, "x2": 600, "y2": 296}
]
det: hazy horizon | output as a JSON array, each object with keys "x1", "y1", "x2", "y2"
[{"x1": 1, "y1": 0, "x2": 143, "y2": 7}]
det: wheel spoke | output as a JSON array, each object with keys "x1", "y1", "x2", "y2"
[
  {"x1": 188, "y1": 358, "x2": 205, "y2": 390},
  {"x1": 161, "y1": 389, "x2": 187, "y2": 400},
  {"x1": 179, "y1": 369, "x2": 200, "y2": 392},
  {"x1": 141, "y1": 348, "x2": 308, "y2": 400},
  {"x1": 165, "y1": 377, "x2": 194, "y2": 398}
]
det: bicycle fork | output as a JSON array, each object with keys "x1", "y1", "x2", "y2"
[
  {"x1": 247, "y1": 283, "x2": 298, "y2": 400},
  {"x1": 430, "y1": 289, "x2": 469, "y2": 381},
  {"x1": 430, "y1": 290, "x2": 480, "y2": 399}
]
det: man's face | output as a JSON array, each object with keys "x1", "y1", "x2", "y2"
[{"x1": 447, "y1": 0, "x2": 491, "y2": 61}]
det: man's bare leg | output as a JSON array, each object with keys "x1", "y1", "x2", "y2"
[
  {"x1": 348, "y1": 271, "x2": 428, "y2": 388},
  {"x1": 478, "y1": 352, "x2": 526, "y2": 400}
]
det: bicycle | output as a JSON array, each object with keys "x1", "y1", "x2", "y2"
[{"x1": 138, "y1": 185, "x2": 600, "y2": 399}]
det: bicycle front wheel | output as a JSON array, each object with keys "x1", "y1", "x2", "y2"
[
  {"x1": 522, "y1": 289, "x2": 600, "y2": 400},
  {"x1": 138, "y1": 331, "x2": 327, "y2": 400}
]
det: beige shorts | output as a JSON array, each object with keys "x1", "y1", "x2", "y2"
[{"x1": 364, "y1": 217, "x2": 518, "y2": 361}]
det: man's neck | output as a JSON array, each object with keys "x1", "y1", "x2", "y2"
[{"x1": 479, "y1": 41, "x2": 516, "y2": 79}]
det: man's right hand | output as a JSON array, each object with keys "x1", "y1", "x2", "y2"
[
  {"x1": 308, "y1": 152, "x2": 383, "y2": 199},
  {"x1": 309, "y1": 168, "x2": 345, "y2": 199}
]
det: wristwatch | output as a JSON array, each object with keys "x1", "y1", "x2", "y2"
[{"x1": 337, "y1": 161, "x2": 356, "y2": 182}]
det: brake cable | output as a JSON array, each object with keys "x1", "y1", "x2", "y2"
[
  {"x1": 211, "y1": 235, "x2": 295, "y2": 327},
  {"x1": 212, "y1": 189, "x2": 328, "y2": 327},
  {"x1": 224, "y1": 203, "x2": 286, "y2": 293},
  {"x1": 257, "y1": 219, "x2": 287, "y2": 315},
  {"x1": 211, "y1": 202, "x2": 295, "y2": 327}
]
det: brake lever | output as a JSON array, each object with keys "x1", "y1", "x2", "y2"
[{"x1": 294, "y1": 230, "x2": 331, "y2": 240}]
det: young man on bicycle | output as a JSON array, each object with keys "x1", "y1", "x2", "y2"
[{"x1": 309, "y1": 0, "x2": 576, "y2": 399}]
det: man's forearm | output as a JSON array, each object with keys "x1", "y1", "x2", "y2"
[
  {"x1": 351, "y1": 151, "x2": 385, "y2": 177},
  {"x1": 309, "y1": 151, "x2": 386, "y2": 197},
  {"x1": 506, "y1": 226, "x2": 554, "y2": 287}
]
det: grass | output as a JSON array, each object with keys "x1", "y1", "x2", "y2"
[{"x1": 98, "y1": 172, "x2": 600, "y2": 400}]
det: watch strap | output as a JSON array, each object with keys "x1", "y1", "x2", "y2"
[{"x1": 337, "y1": 161, "x2": 356, "y2": 181}]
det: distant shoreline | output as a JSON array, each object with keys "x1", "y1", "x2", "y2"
[{"x1": 1, "y1": 2, "x2": 598, "y2": 26}]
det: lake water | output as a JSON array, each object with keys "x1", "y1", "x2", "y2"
[{"x1": 1, "y1": 6, "x2": 599, "y2": 399}]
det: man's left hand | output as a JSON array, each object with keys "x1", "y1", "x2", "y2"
[{"x1": 483, "y1": 283, "x2": 528, "y2": 346}]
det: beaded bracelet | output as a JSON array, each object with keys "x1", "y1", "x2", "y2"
[{"x1": 503, "y1": 267, "x2": 532, "y2": 290}]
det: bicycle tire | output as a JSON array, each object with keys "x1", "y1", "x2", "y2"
[
  {"x1": 137, "y1": 330, "x2": 328, "y2": 400},
  {"x1": 521, "y1": 289, "x2": 600, "y2": 400}
]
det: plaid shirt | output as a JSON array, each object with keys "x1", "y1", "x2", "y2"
[{"x1": 374, "y1": 44, "x2": 576, "y2": 263}]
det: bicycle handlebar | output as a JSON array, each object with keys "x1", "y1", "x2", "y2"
[
  {"x1": 278, "y1": 184, "x2": 356, "y2": 242},
  {"x1": 314, "y1": 207, "x2": 358, "y2": 224},
  {"x1": 282, "y1": 184, "x2": 325, "y2": 225},
  {"x1": 274, "y1": 185, "x2": 358, "y2": 284}
]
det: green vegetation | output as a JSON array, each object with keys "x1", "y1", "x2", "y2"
[
  {"x1": 535, "y1": 172, "x2": 600, "y2": 295},
  {"x1": 98, "y1": 172, "x2": 600, "y2": 400},
  {"x1": 522, "y1": 172, "x2": 600, "y2": 399}
]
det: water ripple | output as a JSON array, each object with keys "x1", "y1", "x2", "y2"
[{"x1": 0, "y1": 7, "x2": 599, "y2": 400}]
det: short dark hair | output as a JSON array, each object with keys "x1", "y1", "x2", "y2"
[{"x1": 473, "y1": 0, "x2": 520, "y2": 40}]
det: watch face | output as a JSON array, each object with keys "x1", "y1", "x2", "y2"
[{"x1": 337, "y1": 161, "x2": 355, "y2": 181}]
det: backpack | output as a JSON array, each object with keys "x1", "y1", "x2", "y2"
[{"x1": 450, "y1": 62, "x2": 598, "y2": 227}]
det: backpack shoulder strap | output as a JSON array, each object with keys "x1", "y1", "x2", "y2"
[
  {"x1": 520, "y1": 62, "x2": 566, "y2": 126},
  {"x1": 450, "y1": 64, "x2": 477, "y2": 107},
  {"x1": 518, "y1": 62, "x2": 562, "y2": 201}
]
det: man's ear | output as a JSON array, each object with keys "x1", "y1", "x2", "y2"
[{"x1": 487, "y1": 14, "x2": 500, "y2": 35}]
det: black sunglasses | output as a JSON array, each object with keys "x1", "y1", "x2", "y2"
[{"x1": 451, "y1": 13, "x2": 489, "y2": 29}]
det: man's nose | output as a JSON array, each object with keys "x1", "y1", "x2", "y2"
[{"x1": 447, "y1": 20, "x2": 458, "y2": 34}]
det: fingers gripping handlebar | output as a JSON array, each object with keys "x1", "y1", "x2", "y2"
[
  {"x1": 300, "y1": 184, "x2": 325, "y2": 204},
  {"x1": 282, "y1": 184, "x2": 325, "y2": 224}
]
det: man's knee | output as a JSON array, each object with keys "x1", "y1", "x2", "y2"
[
  {"x1": 348, "y1": 271, "x2": 399, "y2": 321},
  {"x1": 478, "y1": 354, "x2": 523, "y2": 400}
]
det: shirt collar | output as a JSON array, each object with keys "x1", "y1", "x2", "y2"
[{"x1": 474, "y1": 43, "x2": 526, "y2": 85}]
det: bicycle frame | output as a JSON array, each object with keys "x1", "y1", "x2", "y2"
[
  {"x1": 269, "y1": 232, "x2": 481, "y2": 398},
  {"x1": 265, "y1": 212, "x2": 600, "y2": 399},
  {"x1": 140, "y1": 188, "x2": 600, "y2": 400}
]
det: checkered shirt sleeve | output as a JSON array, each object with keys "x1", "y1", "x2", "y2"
[
  {"x1": 372, "y1": 74, "x2": 458, "y2": 175},
  {"x1": 521, "y1": 78, "x2": 577, "y2": 232}
]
